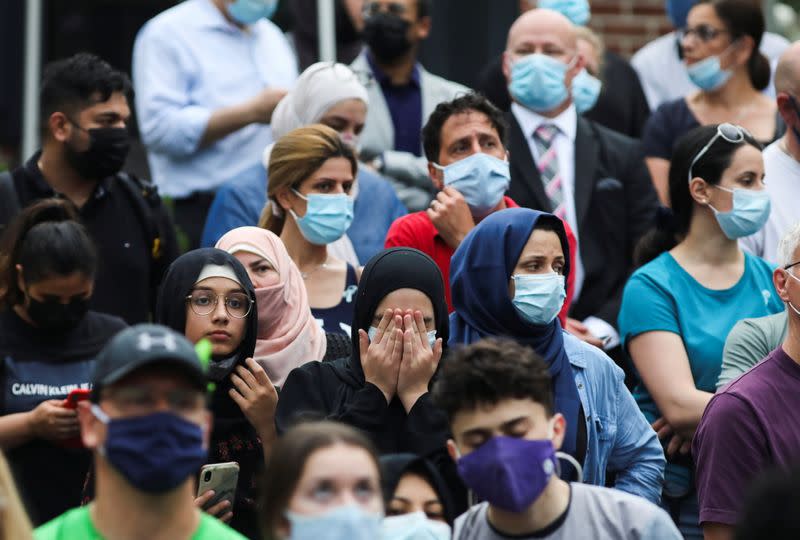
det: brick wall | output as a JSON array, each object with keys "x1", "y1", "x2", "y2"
[{"x1": 521, "y1": 0, "x2": 675, "y2": 58}]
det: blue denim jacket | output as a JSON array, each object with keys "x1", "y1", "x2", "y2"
[{"x1": 563, "y1": 332, "x2": 665, "y2": 504}]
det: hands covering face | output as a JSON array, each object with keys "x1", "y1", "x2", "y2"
[{"x1": 358, "y1": 309, "x2": 443, "y2": 411}]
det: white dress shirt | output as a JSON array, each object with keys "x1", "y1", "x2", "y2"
[{"x1": 511, "y1": 103, "x2": 619, "y2": 348}]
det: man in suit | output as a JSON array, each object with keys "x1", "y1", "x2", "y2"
[
  {"x1": 503, "y1": 8, "x2": 658, "y2": 352},
  {"x1": 352, "y1": 0, "x2": 469, "y2": 212}
]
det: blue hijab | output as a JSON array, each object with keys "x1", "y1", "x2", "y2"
[{"x1": 449, "y1": 208, "x2": 580, "y2": 461}]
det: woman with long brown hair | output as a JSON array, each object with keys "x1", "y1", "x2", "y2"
[{"x1": 260, "y1": 125, "x2": 360, "y2": 337}]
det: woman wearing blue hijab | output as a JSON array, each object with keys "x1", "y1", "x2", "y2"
[{"x1": 449, "y1": 208, "x2": 665, "y2": 504}]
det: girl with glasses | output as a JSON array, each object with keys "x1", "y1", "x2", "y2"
[
  {"x1": 619, "y1": 124, "x2": 784, "y2": 538},
  {"x1": 156, "y1": 248, "x2": 272, "y2": 539},
  {"x1": 642, "y1": 0, "x2": 783, "y2": 206}
]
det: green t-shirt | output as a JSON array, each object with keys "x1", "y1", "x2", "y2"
[{"x1": 35, "y1": 506, "x2": 246, "y2": 540}]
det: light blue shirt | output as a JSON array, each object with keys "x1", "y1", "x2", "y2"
[
  {"x1": 133, "y1": 0, "x2": 298, "y2": 198},
  {"x1": 562, "y1": 332, "x2": 665, "y2": 505}
]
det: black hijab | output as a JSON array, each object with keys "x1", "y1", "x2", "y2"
[
  {"x1": 380, "y1": 453, "x2": 457, "y2": 526},
  {"x1": 345, "y1": 247, "x2": 450, "y2": 384},
  {"x1": 155, "y1": 248, "x2": 258, "y2": 421}
]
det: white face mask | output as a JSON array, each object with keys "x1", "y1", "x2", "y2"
[
  {"x1": 368, "y1": 326, "x2": 437, "y2": 349},
  {"x1": 379, "y1": 511, "x2": 451, "y2": 540}
]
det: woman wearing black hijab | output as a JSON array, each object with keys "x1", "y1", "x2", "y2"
[
  {"x1": 380, "y1": 453, "x2": 456, "y2": 527},
  {"x1": 156, "y1": 248, "x2": 273, "y2": 540},
  {"x1": 276, "y1": 248, "x2": 450, "y2": 457}
]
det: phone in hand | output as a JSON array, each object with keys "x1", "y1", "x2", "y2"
[
  {"x1": 197, "y1": 462, "x2": 239, "y2": 512},
  {"x1": 60, "y1": 389, "x2": 91, "y2": 449}
]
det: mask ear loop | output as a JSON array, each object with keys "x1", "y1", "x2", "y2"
[{"x1": 554, "y1": 452, "x2": 584, "y2": 483}]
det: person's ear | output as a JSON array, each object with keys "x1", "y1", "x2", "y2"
[
  {"x1": 446, "y1": 439, "x2": 460, "y2": 462},
  {"x1": 202, "y1": 410, "x2": 213, "y2": 448},
  {"x1": 502, "y1": 51, "x2": 513, "y2": 83},
  {"x1": 275, "y1": 187, "x2": 294, "y2": 212},
  {"x1": 550, "y1": 413, "x2": 566, "y2": 451},
  {"x1": 565, "y1": 53, "x2": 586, "y2": 87},
  {"x1": 78, "y1": 401, "x2": 102, "y2": 450},
  {"x1": 415, "y1": 16, "x2": 432, "y2": 41},
  {"x1": 732, "y1": 35, "x2": 755, "y2": 68},
  {"x1": 688, "y1": 177, "x2": 712, "y2": 206},
  {"x1": 776, "y1": 93, "x2": 799, "y2": 127},
  {"x1": 428, "y1": 162, "x2": 444, "y2": 190},
  {"x1": 15, "y1": 264, "x2": 26, "y2": 296},
  {"x1": 775, "y1": 267, "x2": 791, "y2": 303},
  {"x1": 48, "y1": 112, "x2": 73, "y2": 143}
]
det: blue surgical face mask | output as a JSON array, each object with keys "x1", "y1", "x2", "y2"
[
  {"x1": 432, "y1": 153, "x2": 510, "y2": 215},
  {"x1": 290, "y1": 190, "x2": 355, "y2": 245},
  {"x1": 686, "y1": 53, "x2": 733, "y2": 91},
  {"x1": 537, "y1": 0, "x2": 591, "y2": 26},
  {"x1": 368, "y1": 326, "x2": 438, "y2": 349},
  {"x1": 509, "y1": 54, "x2": 574, "y2": 113},
  {"x1": 511, "y1": 273, "x2": 566, "y2": 326},
  {"x1": 91, "y1": 404, "x2": 208, "y2": 494},
  {"x1": 709, "y1": 186, "x2": 771, "y2": 239},
  {"x1": 571, "y1": 69, "x2": 602, "y2": 114},
  {"x1": 380, "y1": 511, "x2": 452, "y2": 540},
  {"x1": 287, "y1": 505, "x2": 382, "y2": 540},
  {"x1": 228, "y1": 0, "x2": 278, "y2": 24}
]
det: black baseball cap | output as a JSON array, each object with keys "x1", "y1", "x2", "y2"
[{"x1": 91, "y1": 324, "x2": 207, "y2": 401}]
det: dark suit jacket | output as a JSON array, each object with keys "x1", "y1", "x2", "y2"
[{"x1": 506, "y1": 111, "x2": 658, "y2": 328}]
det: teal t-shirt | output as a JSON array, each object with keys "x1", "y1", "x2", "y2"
[
  {"x1": 619, "y1": 252, "x2": 783, "y2": 422},
  {"x1": 35, "y1": 506, "x2": 247, "y2": 540},
  {"x1": 619, "y1": 252, "x2": 782, "y2": 494}
]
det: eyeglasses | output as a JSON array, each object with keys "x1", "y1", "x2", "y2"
[
  {"x1": 363, "y1": 1, "x2": 408, "y2": 18},
  {"x1": 679, "y1": 25, "x2": 729, "y2": 43},
  {"x1": 185, "y1": 291, "x2": 253, "y2": 319},
  {"x1": 687, "y1": 123, "x2": 750, "y2": 183},
  {"x1": 786, "y1": 261, "x2": 800, "y2": 271}
]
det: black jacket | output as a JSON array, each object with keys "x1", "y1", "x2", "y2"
[
  {"x1": 506, "y1": 113, "x2": 659, "y2": 328},
  {"x1": 276, "y1": 248, "x2": 451, "y2": 457},
  {"x1": 2, "y1": 154, "x2": 178, "y2": 324}
]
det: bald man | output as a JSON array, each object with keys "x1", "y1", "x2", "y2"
[
  {"x1": 503, "y1": 9, "x2": 658, "y2": 360},
  {"x1": 741, "y1": 41, "x2": 800, "y2": 265}
]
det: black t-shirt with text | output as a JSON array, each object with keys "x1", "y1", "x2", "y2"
[{"x1": 0, "y1": 308, "x2": 125, "y2": 525}]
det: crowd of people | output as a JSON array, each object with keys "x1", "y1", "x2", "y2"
[{"x1": 1, "y1": 0, "x2": 799, "y2": 539}]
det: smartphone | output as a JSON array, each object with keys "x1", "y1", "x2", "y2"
[
  {"x1": 197, "y1": 462, "x2": 239, "y2": 512},
  {"x1": 62, "y1": 389, "x2": 91, "y2": 409},
  {"x1": 59, "y1": 389, "x2": 91, "y2": 449}
]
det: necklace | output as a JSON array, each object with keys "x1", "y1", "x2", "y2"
[{"x1": 300, "y1": 259, "x2": 329, "y2": 280}]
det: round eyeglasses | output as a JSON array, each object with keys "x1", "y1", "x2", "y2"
[
  {"x1": 185, "y1": 291, "x2": 253, "y2": 319},
  {"x1": 687, "y1": 123, "x2": 750, "y2": 183}
]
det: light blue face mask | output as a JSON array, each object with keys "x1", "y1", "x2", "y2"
[
  {"x1": 228, "y1": 0, "x2": 278, "y2": 25},
  {"x1": 571, "y1": 69, "x2": 602, "y2": 114},
  {"x1": 686, "y1": 53, "x2": 733, "y2": 91},
  {"x1": 432, "y1": 153, "x2": 510, "y2": 215},
  {"x1": 511, "y1": 273, "x2": 566, "y2": 326},
  {"x1": 368, "y1": 326, "x2": 438, "y2": 349},
  {"x1": 379, "y1": 511, "x2": 452, "y2": 540},
  {"x1": 509, "y1": 54, "x2": 573, "y2": 113},
  {"x1": 538, "y1": 0, "x2": 591, "y2": 26},
  {"x1": 709, "y1": 186, "x2": 771, "y2": 240},
  {"x1": 290, "y1": 190, "x2": 354, "y2": 246},
  {"x1": 287, "y1": 505, "x2": 382, "y2": 540}
]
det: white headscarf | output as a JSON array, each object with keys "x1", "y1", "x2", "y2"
[{"x1": 264, "y1": 62, "x2": 369, "y2": 167}]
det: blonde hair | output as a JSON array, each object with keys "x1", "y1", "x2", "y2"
[
  {"x1": 575, "y1": 26, "x2": 605, "y2": 74},
  {"x1": 0, "y1": 451, "x2": 34, "y2": 540},
  {"x1": 259, "y1": 124, "x2": 357, "y2": 234}
]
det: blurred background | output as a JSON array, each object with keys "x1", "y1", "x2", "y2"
[{"x1": 1, "y1": 0, "x2": 798, "y2": 174}]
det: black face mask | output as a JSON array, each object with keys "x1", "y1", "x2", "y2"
[
  {"x1": 26, "y1": 296, "x2": 89, "y2": 333},
  {"x1": 64, "y1": 126, "x2": 131, "y2": 180},
  {"x1": 363, "y1": 13, "x2": 413, "y2": 65}
]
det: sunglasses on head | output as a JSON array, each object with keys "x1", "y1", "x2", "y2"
[{"x1": 687, "y1": 123, "x2": 750, "y2": 183}]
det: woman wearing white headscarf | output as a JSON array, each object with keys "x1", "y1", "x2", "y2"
[{"x1": 201, "y1": 62, "x2": 407, "y2": 266}]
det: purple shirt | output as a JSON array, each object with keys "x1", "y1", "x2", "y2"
[
  {"x1": 693, "y1": 345, "x2": 800, "y2": 525},
  {"x1": 366, "y1": 53, "x2": 423, "y2": 156}
]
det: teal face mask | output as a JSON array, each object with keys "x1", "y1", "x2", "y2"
[
  {"x1": 511, "y1": 273, "x2": 566, "y2": 326},
  {"x1": 432, "y1": 153, "x2": 510, "y2": 215},
  {"x1": 538, "y1": 0, "x2": 591, "y2": 26},
  {"x1": 571, "y1": 69, "x2": 602, "y2": 114},
  {"x1": 709, "y1": 186, "x2": 771, "y2": 240},
  {"x1": 509, "y1": 54, "x2": 573, "y2": 113},
  {"x1": 290, "y1": 190, "x2": 354, "y2": 246},
  {"x1": 228, "y1": 0, "x2": 278, "y2": 24}
]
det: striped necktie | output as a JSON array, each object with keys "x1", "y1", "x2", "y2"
[{"x1": 533, "y1": 123, "x2": 566, "y2": 219}]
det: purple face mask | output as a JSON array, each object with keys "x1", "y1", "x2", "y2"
[{"x1": 457, "y1": 436, "x2": 557, "y2": 513}]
